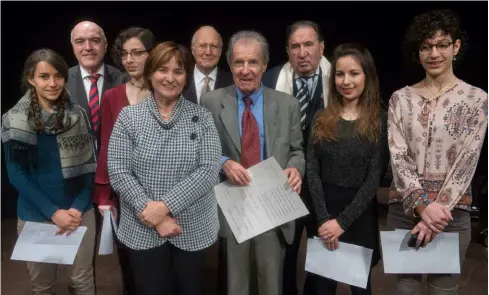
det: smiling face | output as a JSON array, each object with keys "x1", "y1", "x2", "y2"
[
  {"x1": 334, "y1": 55, "x2": 365, "y2": 103},
  {"x1": 230, "y1": 39, "x2": 267, "y2": 95},
  {"x1": 418, "y1": 31, "x2": 461, "y2": 78},
  {"x1": 29, "y1": 61, "x2": 66, "y2": 105},
  {"x1": 150, "y1": 56, "x2": 186, "y2": 101},
  {"x1": 191, "y1": 26, "x2": 222, "y2": 74},
  {"x1": 71, "y1": 21, "x2": 107, "y2": 73}
]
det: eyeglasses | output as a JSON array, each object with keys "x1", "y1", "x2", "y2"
[
  {"x1": 419, "y1": 42, "x2": 453, "y2": 55},
  {"x1": 193, "y1": 43, "x2": 221, "y2": 52},
  {"x1": 121, "y1": 50, "x2": 148, "y2": 60}
]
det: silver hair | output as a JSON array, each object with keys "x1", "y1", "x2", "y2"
[
  {"x1": 226, "y1": 30, "x2": 269, "y2": 66},
  {"x1": 70, "y1": 22, "x2": 107, "y2": 44},
  {"x1": 191, "y1": 25, "x2": 223, "y2": 47}
]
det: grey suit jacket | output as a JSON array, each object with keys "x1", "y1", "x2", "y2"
[
  {"x1": 201, "y1": 84, "x2": 305, "y2": 244},
  {"x1": 65, "y1": 64, "x2": 127, "y2": 150}
]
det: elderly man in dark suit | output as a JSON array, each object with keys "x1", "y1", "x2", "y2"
[
  {"x1": 66, "y1": 21, "x2": 127, "y2": 152},
  {"x1": 262, "y1": 20, "x2": 331, "y2": 295},
  {"x1": 184, "y1": 25, "x2": 233, "y2": 105},
  {"x1": 202, "y1": 30, "x2": 305, "y2": 295}
]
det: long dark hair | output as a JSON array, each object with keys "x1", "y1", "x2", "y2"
[
  {"x1": 22, "y1": 48, "x2": 69, "y2": 132},
  {"x1": 314, "y1": 43, "x2": 382, "y2": 143}
]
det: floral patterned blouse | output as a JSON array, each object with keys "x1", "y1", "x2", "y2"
[{"x1": 388, "y1": 79, "x2": 488, "y2": 216}]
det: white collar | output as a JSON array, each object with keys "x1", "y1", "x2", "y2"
[
  {"x1": 194, "y1": 65, "x2": 218, "y2": 83},
  {"x1": 80, "y1": 64, "x2": 105, "y2": 79},
  {"x1": 293, "y1": 65, "x2": 321, "y2": 80}
]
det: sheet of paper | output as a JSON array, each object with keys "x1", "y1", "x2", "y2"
[
  {"x1": 305, "y1": 238, "x2": 373, "y2": 289},
  {"x1": 11, "y1": 222, "x2": 87, "y2": 265},
  {"x1": 380, "y1": 229, "x2": 460, "y2": 274},
  {"x1": 98, "y1": 209, "x2": 115, "y2": 255},
  {"x1": 214, "y1": 157, "x2": 309, "y2": 243}
]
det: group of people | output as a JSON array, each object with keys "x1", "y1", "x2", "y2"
[{"x1": 2, "y1": 8, "x2": 487, "y2": 295}]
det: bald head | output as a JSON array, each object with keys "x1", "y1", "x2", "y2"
[
  {"x1": 191, "y1": 25, "x2": 223, "y2": 75},
  {"x1": 71, "y1": 21, "x2": 107, "y2": 74},
  {"x1": 71, "y1": 21, "x2": 106, "y2": 43}
]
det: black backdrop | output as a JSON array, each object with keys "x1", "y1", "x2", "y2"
[{"x1": 1, "y1": 1, "x2": 487, "y2": 218}]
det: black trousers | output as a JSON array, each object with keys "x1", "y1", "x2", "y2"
[
  {"x1": 127, "y1": 242, "x2": 207, "y2": 295},
  {"x1": 282, "y1": 180, "x2": 317, "y2": 295},
  {"x1": 304, "y1": 272, "x2": 372, "y2": 295}
]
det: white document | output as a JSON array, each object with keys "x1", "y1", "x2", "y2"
[
  {"x1": 214, "y1": 157, "x2": 309, "y2": 243},
  {"x1": 305, "y1": 238, "x2": 373, "y2": 289},
  {"x1": 98, "y1": 209, "x2": 115, "y2": 255},
  {"x1": 11, "y1": 222, "x2": 87, "y2": 265},
  {"x1": 380, "y1": 229, "x2": 460, "y2": 274}
]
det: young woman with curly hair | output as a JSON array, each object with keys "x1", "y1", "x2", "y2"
[{"x1": 387, "y1": 9, "x2": 488, "y2": 295}]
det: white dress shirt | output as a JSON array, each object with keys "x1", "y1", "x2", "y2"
[
  {"x1": 193, "y1": 66, "x2": 217, "y2": 105},
  {"x1": 80, "y1": 64, "x2": 105, "y2": 103},
  {"x1": 293, "y1": 66, "x2": 320, "y2": 100}
]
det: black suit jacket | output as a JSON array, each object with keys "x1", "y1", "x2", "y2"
[
  {"x1": 183, "y1": 67, "x2": 233, "y2": 104},
  {"x1": 66, "y1": 64, "x2": 128, "y2": 151}
]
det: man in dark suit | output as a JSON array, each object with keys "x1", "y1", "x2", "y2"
[
  {"x1": 262, "y1": 20, "x2": 331, "y2": 295},
  {"x1": 184, "y1": 25, "x2": 233, "y2": 105},
  {"x1": 65, "y1": 20, "x2": 127, "y2": 295},
  {"x1": 66, "y1": 21, "x2": 127, "y2": 152},
  {"x1": 202, "y1": 30, "x2": 305, "y2": 295}
]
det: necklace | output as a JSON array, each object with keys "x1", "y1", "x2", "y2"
[
  {"x1": 130, "y1": 80, "x2": 145, "y2": 89},
  {"x1": 424, "y1": 78, "x2": 457, "y2": 99}
]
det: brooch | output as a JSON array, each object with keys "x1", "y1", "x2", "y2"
[{"x1": 192, "y1": 116, "x2": 199, "y2": 123}]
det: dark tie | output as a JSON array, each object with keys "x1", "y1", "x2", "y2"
[
  {"x1": 296, "y1": 76, "x2": 314, "y2": 130},
  {"x1": 241, "y1": 96, "x2": 261, "y2": 169},
  {"x1": 88, "y1": 74, "x2": 102, "y2": 132}
]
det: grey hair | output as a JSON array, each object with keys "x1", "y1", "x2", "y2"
[
  {"x1": 70, "y1": 23, "x2": 107, "y2": 44},
  {"x1": 226, "y1": 30, "x2": 269, "y2": 66},
  {"x1": 191, "y1": 25, "x2": 223, "y2": 47}
]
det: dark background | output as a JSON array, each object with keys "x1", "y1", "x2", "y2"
[{"x1": 1, "y1": 1, "x2": 487, "y2": 218}]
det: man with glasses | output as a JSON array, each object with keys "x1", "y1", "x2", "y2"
[
  {"x1": 184, "y1": 25, "x2": 233, "y2": 105},
  {"x1": 66, "y1": 20, "x2": 127, "y2": 153}
]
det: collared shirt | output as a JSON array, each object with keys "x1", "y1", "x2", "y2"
[
  {"x1": 194, "y1": 65, "x2": 218, "y2": 104},
  {"x1": 294, "y1": 66, "x2": 320, "y2": 100},
  {"x1": 80, "y1": 64, "x2": 105, "y2": 103},
  {"x1": 220, "y1": 84, "x2": 265, "y2": 166}
]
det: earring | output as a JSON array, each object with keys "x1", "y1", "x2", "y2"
[{"x1": 454, "y1": 56, "x2": 457, "y2": 61}]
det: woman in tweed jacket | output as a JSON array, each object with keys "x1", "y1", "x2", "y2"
[{"x1": 108, "y1": 41, "x2": 222, "y2": 295}]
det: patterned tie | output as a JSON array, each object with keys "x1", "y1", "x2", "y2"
[
  {"x1": 199, "y1": 76, "x2": 211, "y2": 105},
  {"x1": 88, "y1": 74, "x2": 101, "y2": 132},
  {"x1": 241, "y1": 96, "x2": 261, "y2": 169},
  {"x1": 296, "y1": 76, "x2": 312, "y2": 130},
  {"x1": 201, "y1": 76, "x2": 211, "y2": 95}
]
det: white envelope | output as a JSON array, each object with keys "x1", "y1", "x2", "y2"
[
  {"x1": 380, "y1": 229, "x2": 460, "y2": 274},
  {"x1": 305, "y1": 238, "x2": 373, "y2": 289}
]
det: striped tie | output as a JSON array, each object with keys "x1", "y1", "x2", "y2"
[
  {"x1": 88, "y1": 74, "x2": 101, "y2": 132},
  {"x1": 296, "y1": 77, "x2": 311, "y2": 130}
]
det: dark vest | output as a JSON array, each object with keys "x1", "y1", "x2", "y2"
[{"x1": 291, "y1": 69, "x2": 325, "y2": 148}]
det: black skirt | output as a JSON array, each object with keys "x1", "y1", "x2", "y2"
[{"x1": 322, "y1": 182, "x2": 381, "y2": 267}]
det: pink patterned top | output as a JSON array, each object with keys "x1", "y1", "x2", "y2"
[{"x1": 388, "y1": 80, "x2": 488, "y2": 216}]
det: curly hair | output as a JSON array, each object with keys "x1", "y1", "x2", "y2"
[
  {"x1": 111, "y1": 27, "x2": 156, "y2": 70},
  {"x1": 314, "y1": 43, "x2": 382, "y2": 144},
  {"x1": 404, "y1": 9, "x2": 468, "y2": 67},
  {"x1": 22, "y1": 48, "x2": 69, "y2": 133}
]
